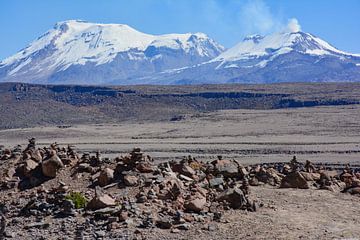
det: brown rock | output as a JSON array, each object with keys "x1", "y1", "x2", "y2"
[
  {"x1": 21, "y1": 159, "x2": 39, "y2": 177},
  {"x1": 31, "y1": 149, "x2": 43, "y2": 162},
  {"x1": 41, "y1": 155, "x2": 64, "y2": 178},
  {"x1": 280, "y1": 171, "x2": 309, "y2": 189},
  {"x1": 87, "y1": 193, "x2": 116, "y2": 210},
  {"x1": 184, "y1": 195, "x2": 206, "y2": 212},
  {"x1": 118, "y1": 211, "x2": 129, "y2": 221},
  {"x1": 217, "y1": 187, "x2": 246, "y2": 209},
  {"x1": 123, "y1": 175, "x2": 138, "y2": 186},
  {"x1": 181, "y1": 165, "x2": 196, "y2": 178},
  {"x1": 157, "y1": 177, "x2": 184, "y2": 200},
  {"x1": 212, "y1": 159, "x2": 238, "y2": 178},
  {"x1": 319, "y1": 170, "x2": 338, "y2": 179},
  {"x1": 98, "y1": 168, "x2": 114, "y2": 187},
  {"x1": 249, "y1": 177, "x2": 260, "y2": 186},
  {"x1": 301, "y1": 172, "x2": 321, "y2": 181},
  {"x1": 346, "y1": 186, "x2": 360, "y2": 195},
  {"x1": 136, "y1": 162, "x2": 154, "y2": 173}
]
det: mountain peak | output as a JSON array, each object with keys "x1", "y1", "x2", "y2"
[
  {"x1": 214, "y1": 29, "x2": 357, "y2": 64},
  {"x1": 0, "y1": 20, "x2": 224, "y2": 84}
]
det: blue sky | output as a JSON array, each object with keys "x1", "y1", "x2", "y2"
[{"x1": 0, "y1": 0, "x2": 359, "y2": 60}]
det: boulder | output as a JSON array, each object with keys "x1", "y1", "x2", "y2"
[
  {"x1": 209, "y1": 177, "x2": 224, "y2": 188},
  {"x1": 319, "y1": 170, "x2": 338, "y2": 179},
  {"x1": 181, "y1": 165, "x2": 196, "y2": 178},
  {"x1": 266, "y1": 168, "x2": 283, "y2": 184},
  {"x1": 212, "y1": 160, "x2": 238, "y2": 178},
  {"x1": 216, "y1": 187, "x2": 246, "y2": 209},
  {"x1": 32, "y1": 149, "x2": 43, "y2": 162},
  {"x1": 157, "y1": 177, "x2": 184, "y2": 200},
  {"x1": 249, "y1": 176, "x2": 260, "y2": 186},
  {"x1": 41, "y1": 155, "x2": 64, "y2": 178},
  {"x1": 155, "y1": 215, "x2": 173, "y2": 229},
  {"x1": 136, "y1": 162, "x2": 154, "y2": 173},
  {"x1": 78, "y1": 163, "x2": 93, "y2": 173},
  {"x1": 123, "y1": 175, "x2": 138, "y2": 186},
  {"x1": 280, "y1": 171, "x2": 309, "y2": 189},
  {"x1": 87, "y1": 193, "x2": 116, "y2": 210},
  {"x1": 300, "y1": 172, "x2": 321, "y2": 181},
  {"x1": 321, "y1": 181, "x2": 346, "y2": 192},
  {"x1": 98, "y1": 168, "x2": 114, "y2": 187},
  {"x1": 184, "y1": 195, "x2": 206, "y2": 212},
  {"x1": 345, "y1": 187, "x2": 360, "y2": 195},
  {"x1": 21, "y1": 159, "x2": 39, "y2": 177}
]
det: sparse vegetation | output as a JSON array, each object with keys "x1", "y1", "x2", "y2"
[{"x1": 65, "y1": 192, "x2": 87, "y2": 209}]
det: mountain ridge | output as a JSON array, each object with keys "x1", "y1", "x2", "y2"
[
  {"x1": 1, "y1": 20, "x2": 360, "y2": 85},
  {"x1": 0, "y1": 20, "x2": 224, "y2": 84}
]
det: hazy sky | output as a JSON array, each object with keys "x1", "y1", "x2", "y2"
[{"x1": 0, "y1": 0, "x2": 359, "y2": 60}]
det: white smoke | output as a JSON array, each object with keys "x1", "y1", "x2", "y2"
[
  {"x1": 286, "y1": 18, "x2": 301, "y2": 32},
  {"x1": 239, "y1": 0, "x2": 282, "y2": 35}
]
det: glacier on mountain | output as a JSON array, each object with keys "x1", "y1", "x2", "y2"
[{"x1": 0, "y1": 19, "x2": 360, "y2": 85}]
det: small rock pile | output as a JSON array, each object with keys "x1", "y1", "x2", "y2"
[
  {"x1": 0, "y1": 138, "x2": 82, "y2": 191},
  {"x1": 246, "y1": 156, "x2": 360, "y2": 194},
  {"x1": 0, "y1": 139, "x2": 257, "y2": 237},
  {"x1": 0, "y1": 140, "x2": 359, "y2": 238}
]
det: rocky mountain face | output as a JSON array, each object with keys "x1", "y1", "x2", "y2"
[
  {"x1": 0, "y1": 20, "x2": 359, "y2": 85},
  {"x1": 0, "y1": 20, "x2": 224, "y2": 84}
]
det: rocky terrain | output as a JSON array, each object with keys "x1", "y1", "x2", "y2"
[
  {"x1": 1, "y1": 82, "x2": 360, "y2": 129},
  {"x1": 0, "y1": 138, "x2": 359, "y2": 240},
  {"x1": 1, "y1": 82, "x2": 360, "y2": 239}
]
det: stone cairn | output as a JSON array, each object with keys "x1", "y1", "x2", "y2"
[{"x1": 0, "y1": 139, "x2": 359, "y2": 236}]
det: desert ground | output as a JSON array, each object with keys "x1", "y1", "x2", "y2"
[
  {"x1": 0, "y1": 103, "x2": 360, "y2": 240},
  {"x1": 1, "y1": 105, "x2": 360, "y2": 165}
]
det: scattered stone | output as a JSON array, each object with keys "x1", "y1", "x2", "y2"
[
  {"x1": 156, "y1": 215, "x2": 173, "y2": 229},
  {"x1": 24, "y1": 222, "x2": 50, "y2": 229},
  {"x1": 212, "y1": 159, "x2": 239, "y2": 178},
  {"x1": 98, "y1": 168, "x2": 114, "y2": 187},
  {"x1": 77, "y1": 163, "x2": 93, "y2": 173},
  {"x1": 184, "y1": 195, "x2": 206, "y2": 213},
  {"x1": 2, "y1": 140, "x2": 360, "y2": 237},
  {"x1": 217, "y1": 187, "x2": 246, "y2": 209},
  {"x1": 123, "y1": 175, "x2": 138, "y2": 186},
  {"x1": 95, "y1": 230, "x2": 106, "y2": 238},
  {"x1": 209, "y1": 177, "x2": 224, "y2": 188},
  {"x1": 280, "y1": 171, "x2": 309, "y2": 189},
  {"x1": 41, "y1": 154, "x2": 64, "y2": 178},
  {"x1": 203, "y1": 223, "x2": 218, "y2": 231},
  {"x1": 87, "y1": 190, "x2": 116, "y2": 210}
]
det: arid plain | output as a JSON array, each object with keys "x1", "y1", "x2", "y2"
[
  {"x1": 1, "y1": 105, "x2": 360, "y2": 165},
  {"x1": 1, "y1": 83, "x2": 360, "y2": 239}
]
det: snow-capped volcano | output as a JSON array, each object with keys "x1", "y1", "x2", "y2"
[
  {"x1": 145, "y1": 27, "x2": 360, "y2": 84},
  {"x1": 1, "y1": 19, "x2": 359, "y2": 85},
  {"x1": 212, "y1": 30, "x2": 359, "y2": 69},
  {"x1": 0, "y1": 20, "x2": 224, "y2": 84}
]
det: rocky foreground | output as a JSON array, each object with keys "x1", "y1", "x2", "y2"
[{"x1": 0, "y1": 139, "x2": 359, "y2": 239}]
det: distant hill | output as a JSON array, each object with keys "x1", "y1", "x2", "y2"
[{"x1": 0, "y1": 82, "x2": 359, "y2": 129}]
